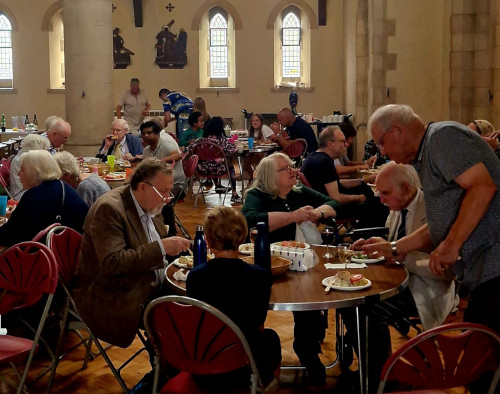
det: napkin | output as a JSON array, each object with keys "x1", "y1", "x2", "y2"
[
  {"x1": 324, "y1": 263, "x2": 367, "y2": 269},
  {"x1": 173, "y1": 269, "x2": 189, "y2": 281}
]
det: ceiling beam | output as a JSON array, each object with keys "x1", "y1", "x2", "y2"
[{"x1": 132, "y1": 0, "x2": 143, "y2": 27}]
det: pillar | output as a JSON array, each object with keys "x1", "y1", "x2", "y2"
[{"x1": 63, "y1": 0, "x2": 113, "y2": 156}]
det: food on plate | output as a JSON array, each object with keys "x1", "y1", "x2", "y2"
[
  {"x1": 239, "y1": 244, "x2": 254, "y2": 252},
  {"x1": 331, "y1": 270, "x2": 369, "y2": 287},
  {"x1": 275, "y1": 241, "x2": 307, "y2": 248},
  {"x1": 105, "y1": 172, "x2": 126, "y2": 180},
  {"x1": 354, "y1": 253, "x2": 375, "y2": 260},
  {"x1": 178, "y1": 255, "x2": 193, "y2": 268}
]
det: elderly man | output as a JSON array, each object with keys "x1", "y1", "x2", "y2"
[
  {"x1": 301, "y1": 126, "x2": 388, "y2": 227},
  {"x1": 158, "y1": 88, "x2": 193, "y2": 139},
  {"x1": 96, "y1": 119, "x2": 143, "y2": 162},
  {"x1": 72, "y1": 158, "x2": 191, "y2": 348},
  {"x1": 116, "y1": 78, "x2": 151, "y2": 133},
  {"x1": 43, "y1": 116, "x2": 71, "y2": 154},
  {"x1": 53, "y1": 151, "x2": 110, "y2": 207},
  {"x1": 345, "y1": 162, "x2": 457, "y2": 387},
  {"x1": 271, "y1": 107, "x2": 318, "y2": 155},
  {"x1": 364, "y1": 104, "x2": 500, "y2": 337}
]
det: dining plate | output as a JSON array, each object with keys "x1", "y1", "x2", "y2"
[
  {"x1": 238, "y1": 243, "x2": 254, "y2": 255},
  {"x1": 322, "y1": 276, "x2": 372, "y2": 291},
  {"x1": 352, "y1": 254, "x2": 385, "y2": 264},
  {"x1": 272, "y1": 241, "x2": 310, "y2": 249},
  {"x1": 172, "y1": 256, "x2": 193, "y2": 269},
  {"x1": 360, "y1": 169, "x2": 379, "y2": 174},
  {"x1": 105, "y1": 173, "x2": 126, "y2": 181}
]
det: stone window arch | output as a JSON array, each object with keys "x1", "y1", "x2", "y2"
[
  {"x1": 42, "y1": 2, "x2": 64, "y2": 90},
  {"x1": 0, "y1": 13, "x2": 13, "y2": 88}
]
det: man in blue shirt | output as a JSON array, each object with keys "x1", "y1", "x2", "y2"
[{"x1": 158, "y1": 88, "x2": 193, "y2": 139}]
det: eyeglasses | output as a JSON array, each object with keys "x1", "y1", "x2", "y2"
[
  {"x1": 374, "y1": 126, "x2": 395, "y2": 150},
  {"x1": 277, "y1": 165, "x2": 296, "y2": 173},
  {"x1": 145, "y1": 182, "x2": 174, "y2": 203}
]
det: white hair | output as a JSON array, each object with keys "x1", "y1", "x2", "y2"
[
  {"x1": 45, "y1": 116, "x2": 64, "y2": 131},
  {"x1": 19, "y1": 150, "x2": 62, "y2": 189},
  {"x1": 20, "y1": 134, "x2": 50, "y2": 152},
  {"x1": 368, "y1": 104, "x2": 422, "y2": 135},
  {"x1": 377, "y1": 161, "x2": 421, "y2": 189},
  {"x1": 53, "y1": 151, "x2": 80, "y2": 179},
  {"x1": 246, "y1": 152, "x2": 293, "y2": 198},
  {"x1": 112, "y1": 118, "x2": 129, "y2": 131}
]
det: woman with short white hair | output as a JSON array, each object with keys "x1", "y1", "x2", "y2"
[
  {"x1": 9, "y1": 134, "x2": 50, "y2": 200},
  {"x1": 0, "y1": 150, "x2": 89, "y2": 248}
]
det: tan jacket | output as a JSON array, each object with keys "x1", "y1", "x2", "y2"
[
  {"x1": 72, "y1": 185, "x2": 167, "y2": 347},
  {"x1": 386, "y1": 188, "x2": 456, "y2": 331}
]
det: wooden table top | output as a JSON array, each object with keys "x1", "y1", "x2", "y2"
[{"x1": 166, "y1": 245, "x2": 408, "y2": 311}]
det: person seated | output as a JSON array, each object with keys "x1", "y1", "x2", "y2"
[
  {"x1": 42, "y1": 116, "x2": 72, "y2": 154},
  {"x1": 343, "y1": 162, "x2": 457, "y2": 388},
  {"x1": 0, "y1": 150, "x2": 89, "y2": 248},
  {"x1": 9, "y1": 134, "x2": 50, "y2": 201},
  {"x1": 178, "y1": 111, "x2": 204, "y2": 148},
  {"x1": 188, "y1": 117, "x2": 241, "y2": 203},
  {"x1": 186, "y1": 206, "x2": 281, "y2": 387},
  {"x1": 468, "y1": 119, "x2": 500, "y2": 158},
  {"x1": 242, "y1": 152, "x2": 338, "y2": 385},
  {"x1": 53, "y1": 151, "x2": 110, "y2": 207},
  {"x1": 193, "y1": 96, "x2": 211, "y2": 128},
  {"x1": 96, "y1": 119, "x2": 143, "y2": 162},
  {"x1": 270, "y1": 107, "x2": 318, "y2": 155},
  {"x1": 363, "y1": 139, "x2": 390, "y2": 167},
  {"x1": 302, "y1": 126, "x2": 389, "y2": 227},
  {"x1": 334, "y1": 121, "x2": 376, "y2": 177}
]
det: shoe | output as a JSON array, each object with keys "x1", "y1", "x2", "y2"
[
  {"x1": 304, "y1": 356, "x2": 326, "y2": 386},
  {"x1": 231, "y1": 194, "x2": 242, "y2": 203},
  {"x1": 202, "y1": 180, "x2": 214, "y2": 190}
]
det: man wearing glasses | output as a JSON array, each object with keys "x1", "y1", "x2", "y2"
[
  {"x1": 96, "y1": 119, "x2": 143, "y2": 162},
  {"x1": 73, "y1": 158, "x2": 191, "y2": 349},
  {"x1": 301, "y1": 126, "x2": 388, "y2": 227}
]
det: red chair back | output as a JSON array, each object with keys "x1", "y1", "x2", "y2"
[
  {"x1": 46, "y1": 226, "x2": 83, "y2": 285},
  {"x1": 282, "y1": 138, "x2": 307, "y2": 159},
  {"x1": 32, "y1": 223, "x2": 61, "y2": 243},
  {"x1": 182, "y1": 154, "x2": 199, "y2": 179},
  {"x1": 298, "y1": 171, "x2": 312, "y2": 188},
  {"x1": 0, "y1": 241, "x2": 58, "y2": 314},
  {"x1": 378, "y1": 322, "x2": 500, "y2": 393},
  {"x1": 191, "y1": 141, "x2": 226, "y2": 162}
]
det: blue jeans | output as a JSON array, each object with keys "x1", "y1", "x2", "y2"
[{"x1": 176, "y1": 111, "x2": 192, "y2": 139}]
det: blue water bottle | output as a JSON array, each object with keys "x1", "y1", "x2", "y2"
[
  {"x1": 254, "y1": 222, "x2": 271, "y2": 272},
  {"x1": 193, "y1": 225, "x2": 207, "y2": 267}
]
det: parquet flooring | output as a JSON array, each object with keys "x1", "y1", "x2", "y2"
[{"x1": 0, "y1": 187, "x2": 468, "y2": 393}]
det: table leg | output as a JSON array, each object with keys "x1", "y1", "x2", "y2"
[
  {"x1": 355, "y1": 306, "x2": 369, "y2": 394},
  {"x1": 237, "y1": 155, "x2": 246, "y2": 201}
]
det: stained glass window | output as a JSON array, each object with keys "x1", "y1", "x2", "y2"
[
  {"x1": 0, "y1": 14, "x2": 13, "y2": 82},
  {"x1": 209, "y1": 13, "x2": 228, "y2": 78},
  {"x1": 282, "y1": 12, "x2": 300, "y2": 78}
]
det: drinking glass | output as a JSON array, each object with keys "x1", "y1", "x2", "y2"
[
  {"x1": 249, "y1": 227, "x2": 258, "y2": 244},
  {"x1": 11, "y1": 116, "x2": 18, "y2": 130},
  {"x1": 337, "y1": 242, "x2": 353, "y2": 269},
  {"x1": 107, "y1": 155, "x2": 115, "y2": 172},
  {"x1": 320, "y1": 226, "x2": 335, "y2": 261}
]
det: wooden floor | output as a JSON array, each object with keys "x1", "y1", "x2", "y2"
[{"x1": 0, "y1": 187, "x2": 468, "y2": 393}]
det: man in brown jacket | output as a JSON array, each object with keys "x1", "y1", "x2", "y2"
[{"x1": 72, "y1": 158, "x2": 190, "y2": 348}]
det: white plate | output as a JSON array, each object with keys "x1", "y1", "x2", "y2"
[
  {"x1": 172, "y1": 256, "x2": 193, "y2": 269},
  {"x1": 271, "y1": 241, "x2": 310, "y2": 249},
  {"x1": 322, "y1": 276, "x2": 372, "y2": 291},
  {"x1": 352, "y1": 255, "x2": 385, "y2": 264},
  {"x1": 239, "y1": 243, "x2": 254, "y2": 255}
]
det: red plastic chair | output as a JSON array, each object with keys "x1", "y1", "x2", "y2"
[
  {"x1": 144, "y1": 295, "x2": 262, "y2": 394},
  {"x1": 31, "y1": 223, "x2": 61, "y2": 243},
  {"x1": 377, "y1": 322, "x2": 500, "y2": 394},
  {"x1": 190, "y1": 141, "x2": 232, "y2": 207},
  {"x1": 282, "y1": 138, "x2": 307, "y2": 166},
  {"x1": 297, "y1": 171, "x2": 312, "y2": 188},
  {"x1": 0, "y1": 241, "x2": 58, "y2": 394}
]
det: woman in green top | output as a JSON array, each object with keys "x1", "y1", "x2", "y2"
[
  {"x1": 178, "y1": 111, "x2": 204, "y2": 148},
  {"x1": 242, "y1": 152, "x2": 339, "y2": 386}
]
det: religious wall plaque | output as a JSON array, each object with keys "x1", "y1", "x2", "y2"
[{"x1": 155, "y1": 20, "x2": 187, "y2": 69}]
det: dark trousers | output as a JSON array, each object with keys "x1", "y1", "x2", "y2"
[{"x1": 292, "y1": 310, "x2": 327, "y2": 364}]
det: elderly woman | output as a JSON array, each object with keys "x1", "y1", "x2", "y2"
[
  {"x1": 53, "y1": 151, "x2": 111, "y2": 207},
  {"x1": 9, "y1": 134, "x2": 50, "y2": 200},
  {"x1": 0, "y1": 150, "x2": 88, "y2": 248},
  {"x1": 468, "y1": 119, "x2": 500, "y2": 158},
  {"x1": 186, "y1": 206, "x2": 281, "y2": 387},
  {"x1": 241, "y1": 152, "x2": 338, "y2": 385}
]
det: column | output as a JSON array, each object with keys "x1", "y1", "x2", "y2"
[{"x1": 63, "y1": 0, "x2": 113, "y2": 156}]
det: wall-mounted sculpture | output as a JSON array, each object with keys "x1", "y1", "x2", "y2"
[
  {"x1": 113, "y1": 27, "x2": 135, "y2": 69},
  {"x1": 155, "y1": 20, "x2": 187, "y2": 69}
]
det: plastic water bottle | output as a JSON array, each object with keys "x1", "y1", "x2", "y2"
[
  {"x1": 254, "y1": 222, "x2": 271, "y2": 272},
  {"x1": 193, "y1": 225, "x2": 207, "y2": 267}
]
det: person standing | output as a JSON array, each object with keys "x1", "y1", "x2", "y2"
[
  {"x1": 158, "y1": 88, "x2": 193, "y2": 139},
  {"x1": 116, "y1": 78, "x2": 151, "y2": 133}
]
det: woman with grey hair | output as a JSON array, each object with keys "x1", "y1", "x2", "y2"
[
  {"x1": 0, "y1": 150, "x2": 88, "y2": 248},
  {"x1": 9, "y1": 134, "x2": 51, "y2": 200},
  {"x1": 242, "y1": 152, "x2": 338, "y2": 385},
  {"x1": 53, "y1": 151, "x2": 110, "y2": 207}
]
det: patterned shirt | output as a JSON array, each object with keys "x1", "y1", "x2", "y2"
[
  {"x1": 162, "y1": 91, "x2": 193, "y2": 119},
  {"x1": 412, "y1": 121, "x2": 500, "y2": 290}
]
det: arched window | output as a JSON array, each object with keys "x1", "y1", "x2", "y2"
[
  {"x1": 209, "y1": 12, "x2": 228, "y2": 78},
  {"x1": 282, "y1": 11, "x2": 300, "y2": 78},
  {"x1": 0, "y1": 14, "x2": 13, "y2": 88},
  {"x1": 48, "y1": 10, "x2": 64, "y2": 89}
]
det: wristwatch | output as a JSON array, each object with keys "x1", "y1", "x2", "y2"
[{"x1": 390, "y1": 241, "x2": 398, "y2": 256}]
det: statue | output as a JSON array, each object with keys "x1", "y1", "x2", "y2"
[
  {"x1": 113, "y1": 27, "x2": 135, "y2": 69},
  {"x1": 155, "y1": 20, "x2": 188, "y2": 69}
]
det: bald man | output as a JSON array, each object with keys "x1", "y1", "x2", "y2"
[
  {"x1": 43, "y1": 117, "x2": 71, "y2": 154},
  {"x1": 271, "y1": 108, "x2": 318, "y2": 155}
]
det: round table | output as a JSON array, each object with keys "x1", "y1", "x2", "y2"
[{"x1": 165, "y1": 245, "x2": 408, "y2": 393}]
